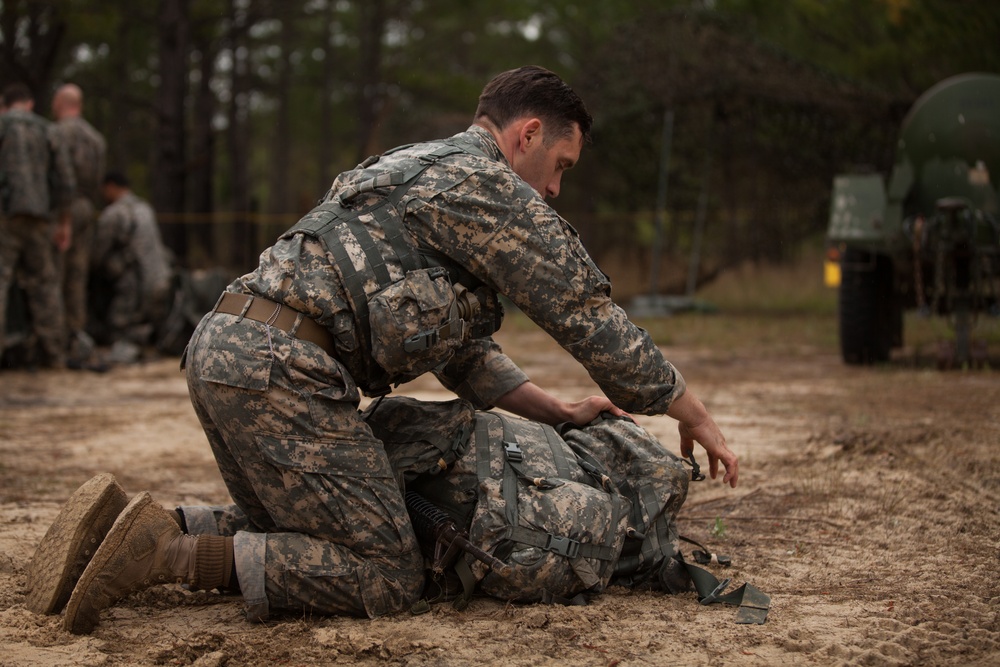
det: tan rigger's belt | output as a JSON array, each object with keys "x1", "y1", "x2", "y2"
[{"x1": 214, "y1": 292, "x2": 337, "y2": 357}]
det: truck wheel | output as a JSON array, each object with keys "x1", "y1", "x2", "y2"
[{"x1": 839, "y1": 247, "x2": 894, "y2": 364}]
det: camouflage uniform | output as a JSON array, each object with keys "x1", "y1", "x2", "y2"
[
  {"x1": 90, "y1": 191, "x2": 171, "y2": 346},
  {"x1": 52, "y1": 116, "x2": 106, "y2": 340},
  {"x1": 0, "y1": 108, "x2": 76, "y2": 366},
  {"x1": 183, "y1": 126, "x2": 686, "y2": 620}
]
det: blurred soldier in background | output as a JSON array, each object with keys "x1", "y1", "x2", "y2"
[
  {"x1": 51, "y1": 83, "x2": 107, "y2": 367},
  {"x1": 0, "y1": 83, "x2": 76, "y2": 369},
  {"x1": 89, "y1": 171, "x2": 171, "y2": 364}
]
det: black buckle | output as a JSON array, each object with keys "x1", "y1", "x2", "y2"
[
  {"x1": 503, "y1": 441, "x2": 523, "y2": 463},
  {"x1": 685, "y1": 453, "x2": 706, "y2": 482},
  {"x1": 545, "y1": 535, "x2": 581, "y2": 559}
]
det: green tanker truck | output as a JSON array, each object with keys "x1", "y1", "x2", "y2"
[{"x1": 826, "y1": 72, "x2": 1000, "y2": 365}]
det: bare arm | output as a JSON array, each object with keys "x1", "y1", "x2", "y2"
[{"x1": 493, "y1": 380, "x2": 627, "y2": 427}]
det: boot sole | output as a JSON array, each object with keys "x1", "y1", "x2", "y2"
[
  {"x1": 24, "y1": 473, "x2": 128, "y2": 615},
  {"x1": 64, "y1": 491, "x2": 155, "y2": 635}
]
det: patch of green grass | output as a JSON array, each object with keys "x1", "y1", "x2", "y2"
[
  {"x1": 633, "y1": 239, "x2": 842, "y2": 352},
  {"x1": 710, "y1": 516, "x2": 727, "y2": 539},
  {"x1": 902, "y1": 311, "x2": 1000, "y2": 349}
]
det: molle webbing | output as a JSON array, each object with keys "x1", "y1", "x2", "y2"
[
  {"x1": 281, "y1": 140, "x2": 486, "y2": 394},
  {"x1": 474, "y1": 413, "x2": 620, "y2": 563}
]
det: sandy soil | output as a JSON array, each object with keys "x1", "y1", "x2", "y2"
[{"x1": 1, "y1": 320, "x2": 999, "y2": 666}]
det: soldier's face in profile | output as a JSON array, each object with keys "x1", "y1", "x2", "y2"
[{"x1": 513, "y1": 123, "x2": 583, "y2": 200}]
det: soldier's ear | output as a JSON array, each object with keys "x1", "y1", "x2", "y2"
[{"x1": 518, "y1": 118, "x2": 543, "y2": 153}]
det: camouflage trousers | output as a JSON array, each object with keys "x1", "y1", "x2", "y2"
[
  {"x1": 101, "y1": 267, "x2": 169, "y2": 345},
  {"x1": 0, "y1": 215, "x2": 66, "y2": 366},
  {"x1": 183, "y1": 310, "x2": 424, "y2": 621},
  {"x1": 55, "y1": 198, "x2": 96, "y2": 337}
]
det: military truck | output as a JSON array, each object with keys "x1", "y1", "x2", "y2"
[{"x1": 825, "y1": 72, "x2": 1000, "y2": 365}]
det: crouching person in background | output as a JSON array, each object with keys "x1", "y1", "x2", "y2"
[{"x1": 88, "y1": 171, "x2": 171, "y2": 364}]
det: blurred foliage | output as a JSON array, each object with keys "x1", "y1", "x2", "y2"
[{"x1": 0, "y1": 0, "x2": 997, "y2": 279}]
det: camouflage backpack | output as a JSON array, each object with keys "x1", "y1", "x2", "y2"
[{"x1": 366, "y1": 396, "x2": 690, "y2": 606}]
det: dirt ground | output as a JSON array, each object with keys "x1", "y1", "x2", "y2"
[{"x1": 1, "y1": 317, "x2": 999, "y2": 667}]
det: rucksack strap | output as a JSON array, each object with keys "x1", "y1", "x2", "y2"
[
  {"x1": 476, "y1": 412, "x2": 622, "y2": 563},
  {"x1": 283, "y1": 139, "x2": 490, "y2": 395},
  {"x1": 683, "y1": 560, "x2": 771, "y2": 624}
]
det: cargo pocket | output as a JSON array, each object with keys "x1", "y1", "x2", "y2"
[
  {"x1": 256, "y1": 433, "x2": 394, "y2": 478},
  {"x1": 254, "y1": 433, "x2": 413, "y2": 552},
  {"x1": 190, "y1": 318, "x2": 274, "y2": 391},
  {"x1": 258, "y1": 434, "x2": 419, "y2": 617}
]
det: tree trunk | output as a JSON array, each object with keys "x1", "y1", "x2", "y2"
[
  {"x1": 188, "y1": 30, "x2": 217, "y2": 266},
  {"x1": 268, "y1": 14, "x2": 294, "y2": 216},
  {"x1": 227, "y1": 0, "x2": 253, "y2": 271},
  {"x1": 355, "y1": 0, "x2": 385, "y2": 162},
  {"x1": 107, "y1": 16, "x2": 132, "y2": 173},
  {"x1": 153, "y1": 0, "x2": 190, "y2": 263},
  {"x1": 0, "y1": 1, "x2": 66, "y2": 103},
  {"x1": 318, "y1": 1, "x2": 336, "y2": 195}
]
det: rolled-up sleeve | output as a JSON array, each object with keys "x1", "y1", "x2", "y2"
[{"x1": 435, "y1": 338, "x2": 529, "y2": 409}]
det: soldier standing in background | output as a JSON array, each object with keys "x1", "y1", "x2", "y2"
[
  {"x1": 0, "y1": 83, "x2": 76, "y2": 369},
  {"x1": 89, "y1": 171, "x2": 171, "y2": 364},
  {"x1": 51, "y1": 83, "x2": 107, "y2": 366}
]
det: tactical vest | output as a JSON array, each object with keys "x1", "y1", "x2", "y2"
[{"x1": 281, "y1": 139, "x2": 503, "y2": 396}]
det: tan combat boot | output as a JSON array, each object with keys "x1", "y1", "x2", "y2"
[
  {"x1": 64, "y1": 491, "x2": 233, "y2": 635},
  {"x1": 25, "y1": 473, "x2": 129, "y2": 615}
]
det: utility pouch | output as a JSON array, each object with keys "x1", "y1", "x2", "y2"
[{"x1": 368, "y1": 266, "x2": 476, "y2": 377}]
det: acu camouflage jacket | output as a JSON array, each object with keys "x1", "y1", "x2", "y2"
[
  {"x1": 0, "y1": 109, "x2": 75, "y2": 218},
  {"x1": 238, "y1": 126, "x2": 685, "y2": 414}
]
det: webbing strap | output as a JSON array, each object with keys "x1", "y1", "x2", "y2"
[
  {"x1": 684, "y1": 561, "x2": 771, "y2": 624},
  {"x1": 498, "y1": 414, "x2": 520, "y2": 530},
  {"x1": 543, "y1": 425, "x2": 573, "y2": 479},
  {"x1": 327, "y1": 222, "x2": 377, "y2": 367},
  {"x1": 344, "y1": 215, "x2": 392, "y2": 287},
  {"x1": 452, "y1": 558, "x2": 477, "y2": 611},
  {"x1": 508, "y1": 525, "x2": 616, "y2": 561},
  {"x1": 642, "y1": 483, "x2": 672, "y2": 565},
  {"x1": 372, "y1": 203, "x2": 420, "y2": 275},
  {"x1": 474, "y1": 415, "x2": 493, "y2": 482}
]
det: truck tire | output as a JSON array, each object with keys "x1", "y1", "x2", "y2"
[{"x1": 839, "y1": 247, "x2": 894, "y2": 364}]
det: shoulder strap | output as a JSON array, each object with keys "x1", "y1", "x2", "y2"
[{"x1": 279, "y1": 139, "x2": 488, "y2": 396}]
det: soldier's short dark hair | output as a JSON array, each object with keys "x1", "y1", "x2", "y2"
[
  {"x1": 103, "y1": 171, "x2": 130, "y2": 188},
  {"x1": 3, "y1": 83, "x2": 34, "y2": 107},
  {"x1": 474, "y1": 66, "x2": 593, "y2": 144}
]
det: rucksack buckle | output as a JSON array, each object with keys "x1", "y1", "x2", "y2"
[
  {"x1": 545, "y1": 535, "x2": 581, "y2": 559},
  {"x1": 503, "y1": 441, "x2": 523, "y2": 463}
]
